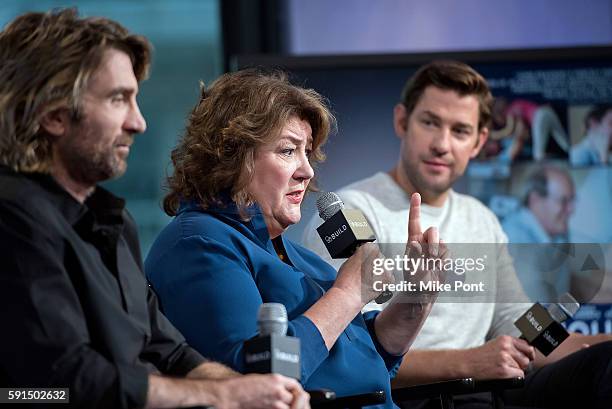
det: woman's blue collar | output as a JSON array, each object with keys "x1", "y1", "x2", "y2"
[
  {"x1": 177, "y1": 197, "x2": 262, "y2": 217},
  {"x1": 177, "y1": 197, "x2": 272, "y2": 246}
]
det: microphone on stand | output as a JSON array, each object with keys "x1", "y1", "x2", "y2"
[{"x1": 243, "y1": 303, "x2": 301, "y2": 379}]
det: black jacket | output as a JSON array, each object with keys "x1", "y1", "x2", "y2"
[{"x1": 0, "y1": 167, "x2": 204, "y2": 408}]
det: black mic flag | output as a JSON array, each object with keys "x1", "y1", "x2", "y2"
[
  {"x1": 244, "y1": 303, "x2": 301, "y2": 379},
  {"x1": 514, "y1": 293, "x2": 580, "y2": 356},
  {"x1": 315, "y1": 192, "x2": 392, "y2": 304}
]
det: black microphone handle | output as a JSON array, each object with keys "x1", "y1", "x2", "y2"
[{"x1": 316, "y1": 199, "x2": 389, "y2": 304}]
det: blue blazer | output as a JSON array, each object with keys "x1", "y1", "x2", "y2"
[{"x1": 145, "y1": 200, "x2": 402, "y2": 407}]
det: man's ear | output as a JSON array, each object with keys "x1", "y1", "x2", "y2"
[
  {"x1": 39, "y1": 108, "x2": 70, "y2": 138},
  {"x1": 470, "y1": 127, "x2": 489, "y2": 159},
  {"x1": 393, "y1": 103, "x2": 408, "y2": 138}
]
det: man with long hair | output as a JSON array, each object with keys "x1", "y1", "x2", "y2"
[{"x1": 0, "y1": 9, "x2": 308, "y2": 409}]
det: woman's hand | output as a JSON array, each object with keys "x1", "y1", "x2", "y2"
[
  {"x1": 372, "y1": 192, "x2": 447, "y2": 356},
  {"x1": 401, "y1": 192, "x2": 448, "y2": 303},
  {"x1": 334, "y1": 242, "x2": 393, "y2": 307},
  {"x1": 304, "y1": 242, "x2": 393, "y2": 350}
]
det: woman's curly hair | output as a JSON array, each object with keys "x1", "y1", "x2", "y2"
[{"x1": 163, "y1": 69, "x2": 336, "y2": 216}]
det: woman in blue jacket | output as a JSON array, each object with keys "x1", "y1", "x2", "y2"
[{"x1": 145, "y1": 69, "x2": 442, "y2": 408}]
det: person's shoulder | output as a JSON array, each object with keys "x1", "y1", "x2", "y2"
[
  {"x1": 339, "y1": 172, "x2": 391, "y2": 195},
  {"x1": 285, "y1": 238, "x2": 339, "y2": 278},
  {"x1": 500, "y1": 208, "x2": 526, "y2": 229},
  {"x1": 0, "y1": 170, "x2": 70, "y2": 252},
  {"x1": 337, "y1": 172, "x2": 396, "y2": 207},
  {"x1": 0, "y1": 169, "x2": 45, "y2": 204},
  {"x1": 0, "y1": 169, "x2": 61, "y2": 223},
  {"x1": 146, "y1": 208, "x2": 249, "y2": 277},
  {"x1": 175, "y1": 203, "x2": 262, "y2": 239},
  {"x1": 151, "y1": 207, "x2": 234, "y2": 252},
  {"x1": 501, "y1": 208, "x2": 544, "y2": 243},
  {"x1": 449, "y1": 191, "x2": 506, "y2": 238},
  {"x1": 450, "y1": 190, "x2": 495, "y2": 217},
  {"x1": 149, "y1": 206, "x2": 258, "y2": 256},
  {"x1": 175, "y1": 206, "x2": 225, "y2": 234}
]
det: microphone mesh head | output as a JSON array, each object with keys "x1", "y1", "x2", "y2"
[
  {"x1": 557, "y1": 292, "x2": 580, "y2": 318},
  {"x1": 546, "y1": 292, "x2": 580, "y2": 323},
  {"x1": 316, "y1": 192, "x2": 344, "y2": 221},
  {"x1": 257, "y1": 303, "x2": 288, "y2": 336}
]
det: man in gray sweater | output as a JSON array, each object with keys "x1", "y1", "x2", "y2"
[{"x1": 303, "y1": 60, "x2": 612, "y2": 408}]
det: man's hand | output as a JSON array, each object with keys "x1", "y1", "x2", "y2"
[
  {"x1": 216, "y1": 374, "x2": 310, "y2": 409},
  {"x1": 465, "y1": 335, "x2": 535, "y2": 379},
  {"x1": 146, "y1": 372, "x2": 309, "y2": 409}
]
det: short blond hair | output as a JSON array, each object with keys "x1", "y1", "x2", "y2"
[{"x1": 0, "y1": 8, "x2": 152, "y2": 172}]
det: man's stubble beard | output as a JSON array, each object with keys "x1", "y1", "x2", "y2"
[
  {"x1": 400, "y1": 153, "x2": 457, "y2": 197},
  {"x1": 59, "y1": 125, "x2": 129, "y2": 186}
]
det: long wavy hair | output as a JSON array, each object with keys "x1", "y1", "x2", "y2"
[
  {"x1": 163, "y1": 69, "x2": 335, "y2": 216},
  {"x1": 0, "y1": 8, "x2": 151, "y2": 173}
]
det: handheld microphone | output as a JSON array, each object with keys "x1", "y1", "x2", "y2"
[
  {"x1": 316, "y1": 192, "x2": 376, "y2": 258},
  {"x1": 316, "y1": 192, "x2": 392, "y2": 304},
  {"x1": 243, "y1": 303, "x2": 301, "y2": 379},
  {"x1": 514, "y1": 292, "x2": 580, "y2": 356}
]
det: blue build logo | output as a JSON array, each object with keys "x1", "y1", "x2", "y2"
[{"x1": 565, "y1": 304, "x2": 612, "y2": 334}]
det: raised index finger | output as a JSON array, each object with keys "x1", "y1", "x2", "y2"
[{"x1": 408, "y1": 192, "x2": 422, "y2": 241}]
